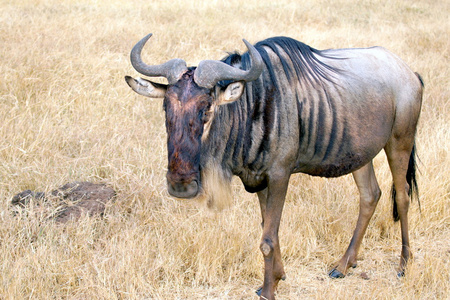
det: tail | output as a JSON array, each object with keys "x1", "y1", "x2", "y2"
[{"x1": 392, "y1": 143, "x2": 420, "y2": 222}]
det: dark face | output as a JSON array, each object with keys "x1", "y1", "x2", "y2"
[{"x1": 163, "y1": 70, "x2": 213, "y2": 199}]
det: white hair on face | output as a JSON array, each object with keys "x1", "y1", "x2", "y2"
[{"x1": 194, "y1": 161, "x2": 233, "y2": 210}]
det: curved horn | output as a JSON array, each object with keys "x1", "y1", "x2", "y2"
[
  {"x1": 194, "y1": 39, "x2": 264, "y2": 89},
  {"x1": 130, "y1": 33, "x2": 188, "y2": 85}
]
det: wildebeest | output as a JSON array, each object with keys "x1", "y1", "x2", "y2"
[{"x1": 125, "y1": 34, "x2": 423, "y2": 300}]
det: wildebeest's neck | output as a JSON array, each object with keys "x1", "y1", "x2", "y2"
[{"x1": 201, "y1": 74, "x2": 281, "y2": 193}]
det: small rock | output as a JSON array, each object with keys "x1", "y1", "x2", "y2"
[
  {"x1": 52, "y1": 182, "x2": 115, "y2": 223},
  {"x1": 11, "y1": 181, "x2": 116, "y2": 223}
]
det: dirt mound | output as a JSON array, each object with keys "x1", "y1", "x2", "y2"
[{"x1": 11, "y1": 182, "x2": 115, "y2": 223}]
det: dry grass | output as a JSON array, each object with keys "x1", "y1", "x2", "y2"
[{"x1": 1, "y1": 0, "x2": 449, "y2": 299}]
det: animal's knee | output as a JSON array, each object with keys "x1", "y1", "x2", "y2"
[
  {"x1": 404, "y1": 182, "x2": 411, "y2": 195},
  {"x1": 361, "y1": 186, "x2": 381, "y2": 207},
  {"x1": 260, "y1": 238, "x2": 274, "y2": 257}
]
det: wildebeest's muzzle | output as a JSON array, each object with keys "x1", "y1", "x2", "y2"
[{"x1": 166, "y1": 173, "x2": 199, "y2": 199}]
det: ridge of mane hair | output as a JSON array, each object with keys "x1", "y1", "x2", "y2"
[{"x1": 221, "y1": 36, "x2": 344, "y2": 89}]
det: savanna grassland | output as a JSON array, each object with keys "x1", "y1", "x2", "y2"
[{"x1": 0, "y1": 0, "x2": 449, "y2": 299}]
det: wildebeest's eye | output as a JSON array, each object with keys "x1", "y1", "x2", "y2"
[
  {"x1": 198, "y1": 110, "x2": 205, "y2": 121},
  {"x1": 202, "y1": 103, "x2": 213, "y2": 123}
]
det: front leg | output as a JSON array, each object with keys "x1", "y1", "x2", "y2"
[{"x1": 256, "y1": 173, "x2": 290, "y2": 300}]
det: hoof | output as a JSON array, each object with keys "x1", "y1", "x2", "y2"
[
  {"x1": 255, "y1": 286, "x2": 262, "y2": 297},
  {"x1": 397, "y1": 270, "x2": 405, "y2": 278},
  {"x1": 328, "y1": 268, "x2": 345, "y2": 279}
]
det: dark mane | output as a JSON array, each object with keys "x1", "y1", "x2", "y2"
[{"x1": 221, "y1": 36, "x2": 343, "y2": 89}]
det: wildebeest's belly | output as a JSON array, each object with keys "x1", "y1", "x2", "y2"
[
  {"x1": 294, "y1": 151, "x2": 371, "y2": 177},
  {"x1": 292, "y1": 134, "x2": 388, "y2": 177}
]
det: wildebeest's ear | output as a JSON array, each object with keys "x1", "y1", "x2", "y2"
[
  {"x1": 217, "y1": 81, "x2": 245, "y2": 105},
  {"x1": 125, "y1": 76, "x2": 167, "y2": 98}
]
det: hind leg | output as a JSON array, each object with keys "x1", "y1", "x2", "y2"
[
  {"x1": 385, "y1": 139, "x2": 415, "y2": 276},
  {"x1": 329, "y1": 161, "x2": 382, "y2": 278}
]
